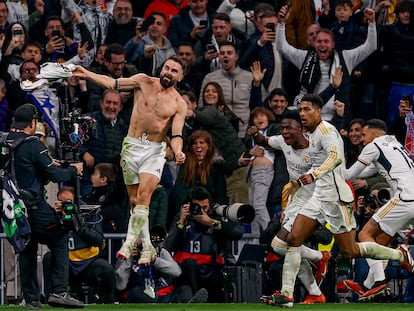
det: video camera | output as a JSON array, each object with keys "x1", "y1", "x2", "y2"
[
  {"x1": 60, "y1": 108, "x2": 97, "y2": 155},
  {"x1": 364, "y1": 188, "x2": 391, "y2": 208},
  {"x1": 212, "y1": 203, "x2": 255, "y2": 224},
  {"x1": 60, "y1": 200, "x2": 101, "y2": 231}
]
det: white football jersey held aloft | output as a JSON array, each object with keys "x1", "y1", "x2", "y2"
[
  {"x1": 307, "y1": 121, "x2": 353, "y2": 202},
  {"x1": 355, "y1": 135, "x2": 414, "y2": 201},
  {"x1": 268, "y1": 135, "x2": 314, "y2": 205}
]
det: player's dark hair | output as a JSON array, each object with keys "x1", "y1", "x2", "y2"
[
  {"x1": 301, "y1": 93, "x2": 324, "y2": 109},
  {"x1": 364, "y1": 119, "x2": 387, "y2": 133},
  {"x1": 190, "y1": 186, "x2": 212, "y2": 203}
]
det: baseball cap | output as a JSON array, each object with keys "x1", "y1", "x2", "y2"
[{"x1": 11, "y1": 104, "x2": 39, "y2": 129}]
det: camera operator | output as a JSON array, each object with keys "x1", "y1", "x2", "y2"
[
  {"x1": 355, "y1": 183, "x2": 391, "y2": 234},
  {"x1": 44, "y1": 186, "x2": 116, "y2": 304},
  {"x1": 164, "y1": 186, "x2": 244, "y2": 302},
  {"x1": 344, "y1": 182, "x2": 393, "y2": 301},
  {"x1": 8, "y1": 104, "x2": 84, "y2": 308}
]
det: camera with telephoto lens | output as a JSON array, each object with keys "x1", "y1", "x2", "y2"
[
  {"x1": 212, "y1": 203, "x2": 255, "y2": 224},
  {"x1": 364, "y1": 188, "x2": 391, "y2": 208},
  {"x1": 189, "y1": 202, "x2": 203, "y2": 216}
]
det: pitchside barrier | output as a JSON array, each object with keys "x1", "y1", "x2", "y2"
[{"x1": 0, "y1": 233, "x2": 126, "y2": 305}]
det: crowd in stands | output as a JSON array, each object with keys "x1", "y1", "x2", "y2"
[{"x1": 1, "y1": 0, "x2": 414, "y2": 306}]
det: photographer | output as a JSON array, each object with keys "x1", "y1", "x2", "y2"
[
  {"x1": 355, "y1": 183, "x2": 391, "y2": 233},
  {"x1": 44, "y1": 186, "x2": 116, "y2": 304},
  {"x1": 165, "y1": 186, "x2": 244, "y2": 302},
  {"x1": 344, "y1": 183, "x2": 392, "y2": 301},
  {"x1": 8, "y1": 104, "x2": 84, "y2": 308}
]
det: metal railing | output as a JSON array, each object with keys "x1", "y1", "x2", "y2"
[{"x1": 0, "y1": 232, "x2": 126, "y2": 305}]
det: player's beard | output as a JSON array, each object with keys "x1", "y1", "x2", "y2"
[{"x1": 160, "y1": 74, "x2": 175, "y2": 89}]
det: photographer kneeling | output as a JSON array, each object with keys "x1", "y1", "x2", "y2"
[
  {"x1": 43, "y1": 186, "x2": 116, "y2": 304},
  {"x1": 165, "y1": 186, "x2": 244, "y2": 302}
]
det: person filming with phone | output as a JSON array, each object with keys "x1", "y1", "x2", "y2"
[
  {"x1": 42, "y1": 15, "x2": 92, "y2": 64},
  {"x1": 239, "y1": 9, "x2": 283, "y2": 100},
  {"x1": 193, "y1": 12, "x2": 247, "y2": 73}
]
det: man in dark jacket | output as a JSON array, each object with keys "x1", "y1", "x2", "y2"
[
  {"x1": 105, "y1": 0, "x2": 137, "y2": 46},
  {"x1": 168, "y1": 0, "x2": 216, "y2": 49},
  {"x1": 165, "y1": 186, "x2": 244, "y2": 302},
  {"x1": 79, "y1": 90, "x2": 128, "y2": 199},
  {"x1": 9, "y1": 104, "x2": 84, "y2": 309}
]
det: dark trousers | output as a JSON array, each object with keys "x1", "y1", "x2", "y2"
[
  {"x1": 19, "y1": 208, "x2": 69, "y2": 303},
  {"x1": 174, "y1": 258, "x2": 223, "y2": 302},
  {"x1": 43, "y1": 254, "x2": 115, "y2": 304}
]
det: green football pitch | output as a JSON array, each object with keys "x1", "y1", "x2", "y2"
[{"x1": 1, "y1": 303, "x2": 413, "y2": 311}]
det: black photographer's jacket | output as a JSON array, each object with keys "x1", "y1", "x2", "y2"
[
  {"x1": 10, "y1": 132, "x2": 78, "y2": 229},
  {"x1": 165, "y1": 214, "x2": 243, "y2": 265}
]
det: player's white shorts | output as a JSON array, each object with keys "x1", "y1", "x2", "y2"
[
  {"x1": 372, "y1": 197, "x2": 414, "y2": 237},
  {"x1": 121, "y1": 135, "x2": 166, "y2": 185},
  {"x1": 282, "y1": 201, "x2": 302, "y2": 232},
  {"x1": 298, "y1": 195, "x2": 356, "y2": 234}
]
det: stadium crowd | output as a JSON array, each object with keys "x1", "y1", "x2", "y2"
[{"x1": 1, "y1": 0, "x2": 414, "y2": 307}]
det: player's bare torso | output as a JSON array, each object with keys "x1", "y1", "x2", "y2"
[{"x1": 128, "y1": 75, "x2": 181, "y2": 142}]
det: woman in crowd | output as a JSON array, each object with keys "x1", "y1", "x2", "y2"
[{"x1": 170, "y1": 130, "x2": 227, "y2": 218}]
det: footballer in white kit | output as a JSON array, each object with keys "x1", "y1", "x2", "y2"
[
  {"x1": 346, "y1": 124, "x2": 414, "y2": 237},
  {"x1": 268, "y1": 135, "x2": 314, "y2": 230}
]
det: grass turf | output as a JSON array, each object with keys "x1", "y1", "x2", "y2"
[{"x1": 1, "y1": 303, "x2": 413, "y2": 311}]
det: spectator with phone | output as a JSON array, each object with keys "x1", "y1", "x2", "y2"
[
  {"x1": 125, "y1": 12, "x2": 176, "y2": 76},
  {"x1": 193, "y1": 12, "x2": 247, "y2": 73},
  {"x1": 0, "y1": 22, "x2": 27, "y2": 84},
  {"x1": 168, "y1": 0, "x2": 216, "y2": 49},
  {"x1": 144, "y1": 0, "x2": 188, "y2": 32},
  {"x1": 390, "y1": 95, "x2": 413, "y2": 144},
  {"x1": 239, "y1": 10, "x2": 283, "y2": 102},
  {"x1": 199, "y1": 41, "x2": 252, "y2": 138},
  {"x1": 5, "y1": 0, "x2": 45, "y2": 40},
  {"x1": 42, "y1": 15, "x2": 92, "y2": 64}
]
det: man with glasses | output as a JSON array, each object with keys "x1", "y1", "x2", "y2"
[
  {"x1": 106, "y1": 0, "x2": 137, "y2": 46},
  {"x1": 88, "y1": 43, "x2": 137, "y2": 119},
  {"x1": 7, "y1": 103, "x2": 84, "y2": 309},
  {"x1": 6, "y1": 60, "x2": 61, "y2": 157}
]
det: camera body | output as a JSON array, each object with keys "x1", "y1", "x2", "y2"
[
  {"x1": 364, "y1": 188, "x2": 391, "y2": 208},
  {"x1": 189, "y1": 202, "x2": 203, "y2": 217},
  {"x1": 60, "y1": 200, "x2": 101, "y2": 231}
]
